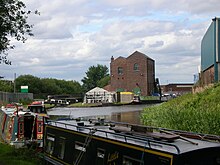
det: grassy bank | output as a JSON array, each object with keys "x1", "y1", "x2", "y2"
[
  {"x1": 0, "y1": 143, "x2": 43, "y2": 165},
  {"x1": 141, "y1": 83, "x2": 220, "y2": 135}
]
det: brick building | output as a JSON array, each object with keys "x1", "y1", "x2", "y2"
[
  {"x1": 108, "y1": 51, "x2": 155, "y2": 96},
  {"x1": 201, "y1": 17, "x2": 220, "y2": 85},
  {"x1": 160, "y1": 83, "x2": 193, "y2": 95}
]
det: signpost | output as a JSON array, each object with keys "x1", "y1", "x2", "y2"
[{"x1": 21, "y1": 86, "x2": 28, "y2": 93}]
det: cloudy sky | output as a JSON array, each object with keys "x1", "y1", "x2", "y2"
[{"x1": 1, "y1": 0, "x2": 220, "y2": 84}]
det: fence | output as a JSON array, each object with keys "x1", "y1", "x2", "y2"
[{"x1": 0, "y1": 91, "x2": 33, "y2": 103}]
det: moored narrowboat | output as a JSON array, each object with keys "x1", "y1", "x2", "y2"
[
  {"x1": 44, "y1": 119, "x2": 220, "y2": 165},
  {"x1": 0, "y1": 102, "x2": 48, "y2": 148}
]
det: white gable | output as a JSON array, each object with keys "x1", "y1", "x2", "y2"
[{"x1": 86, "y1": 87, "x2": 109, "y2": 95}]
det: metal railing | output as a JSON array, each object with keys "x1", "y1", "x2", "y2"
[{"x1": 46, "y1": 120, "x2": 181, "y2": 154}]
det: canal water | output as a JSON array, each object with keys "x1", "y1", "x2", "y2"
[{"x1": 47, "y1": 104, "x2": 157, "y2": 124}]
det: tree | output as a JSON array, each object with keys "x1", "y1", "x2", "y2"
[
  {"x1": 0, "y1": 80, "x2": 13, "y2": 92},
  {"x1": 15, "y1": 75, "x2": 83, "y2": 98},
  {"x1": 82, "y1": 64, "x2": 109, "y2": 92},
  {"x1": 0, "y1": 0, "x2": 38, "y2": 64},
  {"x1": 15, "y1": 74, "x2": 43, "y2": 94},
  {"x1": 97, "y1": 76, "x2": 110, "y2": 88}
]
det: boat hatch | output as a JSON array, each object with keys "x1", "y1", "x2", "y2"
[{"x1": 23, "y1": 115, "x2": 36, "y2": 140}]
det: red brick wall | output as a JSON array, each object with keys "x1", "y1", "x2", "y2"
[
  {"x1": 110, "y1": 51, "x2": 155, "y2": 96},
  {"x1": 147, "y1": 59, "x2": 155, "y2": 95},
  {"x1": 110, "y1": 57, "x2": 127, "y2": 91},
  {"x1": 162, "y1": 84, "x2": 193, "y2": 94},
  {"x1": 201, "y1": 66, "x2": 214, "y2": 86}
]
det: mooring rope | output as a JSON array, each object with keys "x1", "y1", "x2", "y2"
[{"x1": 74, "y1": 128, "x2": 96, "y2": 165}]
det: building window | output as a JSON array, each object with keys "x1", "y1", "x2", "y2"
[
  {"x1": 134, "y1": 63, "x2": 139, "y2": 71},
  {"x1": 118, "y1": 67, "x2": 123, "y2": 75}
]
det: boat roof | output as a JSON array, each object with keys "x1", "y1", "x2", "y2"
[
  {"x1": 1, "y1": 107, "x2": 46, "y2": 117},
  {"x1": 46, "y1": 119, "x2": 220, "y2": 155}
]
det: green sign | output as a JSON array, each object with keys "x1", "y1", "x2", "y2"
[{"x1": 21, "y1": 86, "x2": 28, "y2": 93}]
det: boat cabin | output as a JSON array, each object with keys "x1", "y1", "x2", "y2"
[
  {"x1": 44, "y1": 119, "x2": 220, "y2": 165},
  {"x1": 27, "y1": 101, "x2": 46, "y2": 114},
  {"x1": 0, "y1": 104, "x2": 47, "y2": 148}
]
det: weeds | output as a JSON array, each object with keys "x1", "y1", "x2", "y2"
[
  {"x1": 141, "y1": 83, "x2": 220, "y2": 135},
  {"x1": 0, "y1": 143, "x2": 43, "y2": 165}
]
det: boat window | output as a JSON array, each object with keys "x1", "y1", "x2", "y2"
[
  {"x1": 37, "y1": 122, "x2": 43, "y2": 133},
  {"x1": 37, "y1": 107, "x2": 41, "y2": 113},
  {"x1": 96, "y1": 148, "x2": 105, "y2": 165},
  {"x1": 97, "y1": 148, "x2": 105, "y2": 158},
  {"x1": 32, "y1": 107, "x2": 36, "y2": 113},
  {"x1": 19, "y1": 122, "x2": 24, "y2": 134},
  {"x1": 58, "y1": 137, "x2": 65, "y2": 159},
  {"x1": 75, "y1": 142, "x2": 86, "y2": 152},
  {"x1": 46, "y1": 134, "x2": 55, "y2": 155},
  {"x1": 123, "y1": 155, "x2": 143, "y2": 165}
]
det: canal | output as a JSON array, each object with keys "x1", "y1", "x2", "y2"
[{"x1": 47, "y1": 104, "x2": 158, "y2": 124}]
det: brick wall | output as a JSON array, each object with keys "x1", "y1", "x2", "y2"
[
  {"x1": 201, "y1": 66, "x2": 214, "y2": 86},
  {"x1": 109, "y1": 51, "x2": 155, "y2": 96},
  {"x1": 161, "y1": 84, "x2": 193, "y2": 94}
]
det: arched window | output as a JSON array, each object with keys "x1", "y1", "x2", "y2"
[
  {"x1": 134, "y1": 63, "x2": 139, "y2": 71},
  {"x1": 118, "y1": 67, "x2": 123, "y2": 74}
]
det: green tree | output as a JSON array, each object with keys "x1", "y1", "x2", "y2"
[
  {"x1": 15, "y1": 75, "x2": 43, "y2": 93},
  {"x1": 62, "y1": 80, "x2": 82, "y2": 94},
  {"x1": 97, "y1": 76, "x2": 110, "y2": 88},
  {"x1": 15, "y1": 75, "x2": 83, "y2": 98},
  {"x1": 40, "y1": 78, "x2": 62, "y2": 95},
  {"x1": 0, "y1": 0, "x2": 38, "y2": 64},
  {"x1": 40, "y1": 78, "x2": 83, "y2": 95},
  {"x1": 82, "y1": 64, "x2": 109, "y2": 92},
  {"x1": 0, "y1": 80, "x2": 13, "y2": 92}
]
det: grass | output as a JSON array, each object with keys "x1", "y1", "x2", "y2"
[
  {"x1": 140, "y1": 96, "x2": 160, "y2": 100},
  {"x1": 68, "y1": 102, "x2": 102, "y2": 107},
  {"x1": 141, "y1": 83, "x2": 220, "y2": 135},
  {"x1": 0, "y1": 143, "x2": 43, "y2": 165}
]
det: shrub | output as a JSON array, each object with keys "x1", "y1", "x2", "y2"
[{"x1": 141, "y1": 83, "x2": 220, "y2": 135}]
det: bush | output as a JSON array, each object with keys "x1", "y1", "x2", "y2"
[
  {"x1": 141, "y1": 83, "x2": 220, "y2": 135},
  {"x1": 0, "y1": 143, "x2": 43, "y2": 165}
]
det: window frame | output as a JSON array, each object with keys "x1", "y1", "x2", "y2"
[
  {"x1": 133, "y1": 63, "x2": 139, "y2": 71},
  {"x1": 118, "y1": 67, "x2": 123, "y2": 75}
]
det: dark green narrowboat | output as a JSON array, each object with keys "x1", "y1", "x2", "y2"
[{"x1": 44, "y1": 119, "x2": 220, "y2": 165}]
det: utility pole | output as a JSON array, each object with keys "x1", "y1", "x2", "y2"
[{"x1": 14, "y1": 73, "x2": 16, "y2": 93}]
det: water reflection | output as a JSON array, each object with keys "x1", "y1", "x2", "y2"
[{"x1": 48, "y1": 104, "x2": 156, "y2": 124}]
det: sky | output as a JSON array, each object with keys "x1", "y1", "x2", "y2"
[{"x1": 1, "y1": 0, "x2": 220, "y2": 85}]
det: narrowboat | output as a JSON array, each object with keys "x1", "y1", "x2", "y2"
[
  {"x1": 0, "y1": 102, "x2": 48, "y2": 148},
  {"x1": 44, "y1": 119, "x2": 220, "y2": 165},
  {"x1": 27, "y1": 100, "x2": 47, "y2": 114}
]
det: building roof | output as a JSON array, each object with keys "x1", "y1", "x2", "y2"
[
  {"x1": 113, "y1": 51, "x2": 154, "y2": 62},
  {"x1": 127, "y1": 51, "x2": 154, "y2": 61},
  {"x1": 86, "y1": 87, "x2": 110, "y2": 95}
]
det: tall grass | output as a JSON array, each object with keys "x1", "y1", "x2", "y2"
[
  {"x1": 0, "y1": 143, "x2": 43, "y2": 165},
  {"x1": 141, "y1": 83, "x2": 220, "y2": 135}
]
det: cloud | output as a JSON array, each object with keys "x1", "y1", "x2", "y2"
[{"x1": 1, "y1": 0, "x2": 218, "y2": 85}]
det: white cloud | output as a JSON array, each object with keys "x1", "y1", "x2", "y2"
[{"x1": 1, "y1": 0, "x2": 218, "y2": 85}]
